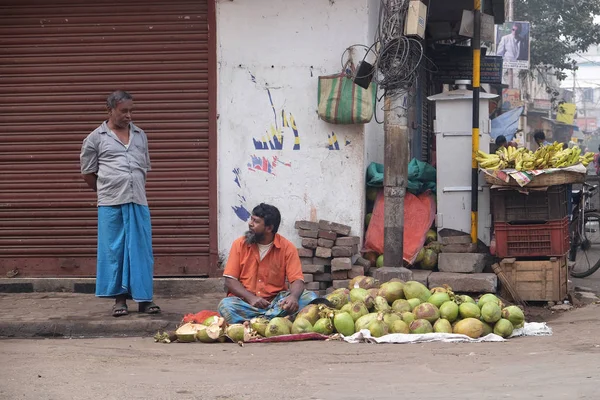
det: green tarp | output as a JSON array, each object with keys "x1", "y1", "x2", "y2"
[{"x1": 366, "y1": 159, "x2": 436, "y2": 194}]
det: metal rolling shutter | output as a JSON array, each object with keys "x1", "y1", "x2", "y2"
[{"x1": 0, "y1": 0, "x2": 217, "y2": 277}]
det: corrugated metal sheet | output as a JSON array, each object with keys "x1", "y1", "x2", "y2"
[{"x1": 0, "y1": 0, "x2": 217, "y2": 277}]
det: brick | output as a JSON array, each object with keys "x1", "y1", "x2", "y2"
[
  {"x1": 300, "y1": 257, "x2": 313, "y2": 266},
  {"x1": 348, "y1": 266, "x2": 365, "y2": 279},
  {"x1": 317, "y1": 238, "x2": 335, "y2": 248},
  {"x1": 312, "y1": 257, "x2": 331, "y2": 266},
  {"x1": 331, "y1": 270, "x2": 348, "y2": 280},
  {"x1": 354, "y1": 256, "x2": 372, "y2": 269},
  {"x1": 319, "y1": 282, "x2": 329, "y2": 290},
  {"x1": 438, "y1": 253, "x2": 485, "y2": 273},
  {"x1": 313, "y1": 273, "x2": 332, "y2": 282},
  {"x1": 331, "y1": 246, "x2": 353, "y2": 257},
  {"x1": 370, "y1": 267, "x2": 413, "y2": 282},
  {"x1": 331, "y1": 257, "x2": 352, "y2": 271},
  {"x1": 305, "y1": 281, "x2": 320, "y2": 291},
  {"x1": 441, "y1": 243, "x2": 477, "y2": 253},
  {"x1": 297, "y1": 248, "x2": 314, "y2": 258},
  {"x1": 332, "y1": 279, "x2": 351, "y2": 289},
  {"x1": 315, "y1": 246, "x2": 332, "y2": 258},
  {"x1": 318, "y1": 230, "x2": 337, "y2": 240},
  {"x1": 352, "y1": 243, "x2": 360, "y2": 254},
  {"x1": 411, "y1": 270, "x2": 431, "y2": 286},
  {"x1": 298, "y1": 229, "x2": 319, "y2": 239},
  {"x1": 302, "y1": 264, "x2": 325, "y2": 274},
  {"x1": 295, "y1": 220, "x2": 319, "y2": 231},
  {"x1": 303, "y1": 273, "x2": 314, "y2": 283},
  {"x1": 428, "y1": 272, "x2": 497, "y2": 293},
  {"x1": 318, "y1": 220, "x2": 352, "y2": 236},
  {"x1": 301, "y1": 238, "x2": 318, "y2": 249},
  {"x1": 439, "y1": 230, "x2": 472, "y2": 245},
  {"x1": 314, "y1": 289, "x2": 328, "y2": 297},
  {"x1": 335, "y1": 236, "x2": 360, "y2": 246}
]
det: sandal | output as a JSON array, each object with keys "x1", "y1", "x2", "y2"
[
  {"x1": 112, "y1": 303, "x2": 129, "y2": 317},
  {"x1": 138, "y1": 301, "x2": 161, "y2": 314}
]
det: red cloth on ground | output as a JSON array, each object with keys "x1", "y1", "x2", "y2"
[{"x1": 181, "y1": 310, "x2": 220, "y2": 324}]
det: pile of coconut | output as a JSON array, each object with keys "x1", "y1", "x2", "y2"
[{"x1": 156, "y1": 276, "x2": 525, "y2": 344}]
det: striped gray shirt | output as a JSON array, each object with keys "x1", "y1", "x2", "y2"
[{"x1": 80, "y1": 121, "x2": 151, "y2": 206}]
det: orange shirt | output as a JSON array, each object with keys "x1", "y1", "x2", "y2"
[{"x1": 223, "y1": 234, "x2": 305, "y2": 301}]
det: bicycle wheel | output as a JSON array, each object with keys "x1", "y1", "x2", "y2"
[{"x1": 570, "y1": 211, "x2": 600, "y2": 278}]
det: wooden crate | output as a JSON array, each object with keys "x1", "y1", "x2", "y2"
[{"x1": 498, "y1": 256, "x2": 568, "y2": 302}]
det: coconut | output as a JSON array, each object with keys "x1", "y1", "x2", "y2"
[
  {"x1": 407, "y1": 298, "x2": 422, "y2": 311},
  {"x1": 355, "y1": 313, "x2": 379, "y2": 332},
  {"x1": 409, "y1": 319, "x2": 433, "y2": 334},
  {"x1": 296, "y1": 304, "x2": 320, "y2": 325},
  {"x1": 455, "y1": 294, "x2": 476, "y2": 305},
  {"x1": 415, "y1": 248, "x2": 426, "y2": 264},
  {"x1": 392, "y1": 299, "x2": 412, "y2": 313},
  {"x1": 451, "y1": 318, "x2": 462, "y2": 330},
  {"x1": 378, "y1": 281, "x2": 405, "y2": 304},
  {"x1": 265, "y1": 317, "x2": 291, "y2": 337},
  {"x1": 426, "y1": 241, "x2": 443, "y2": 253},
  {"x1": 202, "y1": 316, "x2": 219, "y2": 326},
  {"x1": 348, "y1": 276, "x2": 380, "y2": 290},
  {"x1": 350, "y1": 288, "x2": 374, "y2": 309},
  {"x1": 197, "y1": 324, "x2": 223, "y2": 343},
  {"x1": 225, "y1": 324, "x2": 246, "y2": 342},
  {"x1": 413, "y1": 303, "x2": 440, "y2": 324},
  {"x1": 366, "y1": 187, "x2": 379, "y2": 202},
  {"x1": 365, "y1": 213, "x2": 373, "y2": 227},
  {"x1": 313, "y1": 317, "x2": 334, "y2": 335},
  {"x1": 428, "y1": 292, "x2": 451, "y2": 308},
  {"x1": 348, "y1": 301, "x2": 369, "y2": 322},
  {"x1": 425, "y1": 229, "x2": 437, "y2": 243},
  {"x1": 250, "y1": 317, "x2": 269, "y2": 337},
  {"x1": 453, "y1": 318, "x2": 484, "y2": 338},
  {"x1": 366, "y1": 314, "x2": 388, "y2": 337},
  {"x1": 333, "y1": 312, "x2": 355, "y2": 336},
  {"x1": 481, "y1": 322, "x2": 494, "y2": 337},
  {"x1": 433, "y1": 318, "x2": 453, "y2": 334},
  {"x1": 502, "y1": 306, "x2": 525, "y2": 328},
  {"x1": 291, "y1": 318, "x2": 313, "y2": 334},
  {"x1": 481, "y1": 302, "x2": 502, "y2": 324},
  {"x1": 382, "y1": 312, "x2": 402, "y2": 326},
  {"x1": 325, "y1": 291, "x2": 349, "y2": 310},
  {"x1": 459, "y1": 302, "x2": 481, "y2": 319},
  {"x1": 175, "y1": 323, "x2": 201, "y2": 343},
  {"x1": 420, "y1": 249, "x2": 438, "y2": 270},
  {"x1": 374, "y1": 296, "x2": 391, "y2": 312},
  {"x1": 340, "y1": 303, "x2": 352, "y2": 313},
  {"x1": 376, "y1": 255, "x2": 384, "y2": 268},
  {"x1": 478, "y1": 293, "x2": 503, "y2": 309},
  {"x1": 389, "y1": 320, "x2": 410, "y2": 334},
  {"x1": 493, "y1": 318, "x2": 514, "y2": 338},
  {"x1": 364, "y1": 252, "x2": 379, "y2": 269},
  {"x1": 439, "y1": 301, "x2": 459, "y2": 322},
  {"x1": 401, "y1": 312, "x2": 416, "y2": 325},
  {"x1": 403, "y1": 281, "x2": 432, "y2": 302},
  {"x1": 283, "y1": 318, "x2": 293, "y2": 331}
]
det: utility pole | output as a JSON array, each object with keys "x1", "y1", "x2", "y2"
[
  {"x1": 507, "y1": 0, "x2": 514, "y2": 89},
  {"x1": 471, "y1": 0, "x2": 481, "y2": 244}
]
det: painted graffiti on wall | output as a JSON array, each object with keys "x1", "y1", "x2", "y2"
[
  {"x1": 327, "y1": 132, "x2": 351, "y2": 150},
  {"x1": 247, "y1": 155, "x2": 292, "y2": 175}
]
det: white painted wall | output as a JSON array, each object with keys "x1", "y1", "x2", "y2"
[{"x1": 216, "y1": 0, "x2": 374, "y2": 259}]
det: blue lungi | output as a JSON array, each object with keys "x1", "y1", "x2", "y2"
[
  {"x1": 217, "y1": 290, "x2": 318, "y2": 324},
  {"x1": 96, "y1": 203, "x2": 154, "y2": 302}
]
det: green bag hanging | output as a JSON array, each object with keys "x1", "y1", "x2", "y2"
[{"x1": 317, "y1": 62, "x2": 376, "y2": 125}]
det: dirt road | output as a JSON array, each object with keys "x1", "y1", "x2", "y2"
[{"x1": 2, "y1": 304, "x2": 600, "y2": 400}]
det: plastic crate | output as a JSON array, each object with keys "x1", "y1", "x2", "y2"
[
  {"x1": 498, "y1": 256, "x2": 568, "y2": 302},
  {"x1": 494, "y1": 217, "x2": 570, "y2": 258},
  {"x1": 491, "y1": 185, "x2": 568, "y2": 223}
]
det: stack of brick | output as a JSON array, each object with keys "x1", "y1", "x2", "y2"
[{"x1": 295, "y1": 219, "x2": 372, "y2": 296}]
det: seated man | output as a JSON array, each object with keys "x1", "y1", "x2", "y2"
[{"x1": 218, "y1": 203, "x2": 317, "y2": 324}]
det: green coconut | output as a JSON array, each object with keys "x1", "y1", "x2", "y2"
[
  {"x1": 478, "y1": 293, "x2": 503, "y2": 309},
  {"x1": 382, "y1": 312, "x2": 402, "y2": 326},
  {"x1": 355, "y1": 313, "x2": 379, "y2": 332},
  {"x1": 439, "y1": 301, "x2": 460, "y2": 322},
  {"x1": 366, "y1": 314, "x2": 389, "y2": 337},
  {"x1": 389, "y1": 320, "x2": 410, "y2": 334},
  {"x1": 392, "y1": 299, "x2": 412, "y2": 314},
  {"x1": 348, "y1": 276, "x2": 380, "y2": 290},
  {"x1": 225, "y1": 324, "x2": 246, "y2": 342},
  {"x1": 481, "y1": 302, "x2": 502, "y2": 324},
  {"x1": 291, "y1": 318, "x2": 313, "y2": 334},
  {"x1": 407, "y1": 298, "x2": 422, "y2": 311},
  {"x1": 365, "y1": 213, "x2": 373, "y2": 227},
  {"x1": 313, "y1": 318, "x2": 334, "y2": 335},
  {"x1": 459, "y1": 302, "x2": 481, "y2": 319},
  {"x1": 456, "y1": 294, "x2": 476, "y2": 305},
  {"x1": 433, "y1": 318, "x2": 453, "y2": 334},
  {"x1": 296, "y1": 304, "x2": 320, "y2": 325},
  {"x1": 283, "y1": 318, "x2": 293, "y2": 332},
  {"x1": 175, "y1": 323, "x2": 201, "y2": 343},
  {"x1": 325, "y1": 291, "x2": 349, "y2": 310},
  {"x1": 413, "y1": 303, "x2": 441, "y2": 324},
  {"x1": 250, "y1": 317, "x2": 269, "y2": 337},
  {"x1": 378, "y1": 281, "x2": 405, "y2": 304},
  {"x1": 366, "y1": 187, "x2": 379, "y2": 202},
  {"x1": 425, "y1": 229, "x2": 437, "y2": 243},
  {"x1": 265, "y1": 317, "x2": 291, "y2": 337},
  {"x1": 403, "y1": 281, "x2": 432, "y2": 302},
  {"x1": 340, "y1": 303, "x2": 352, "y2": 313},
  {"x1": 376, "y1": 255, "x2": 384, "y2": 268},
  {"x1": 481, "y1": 322, "x2": 494, "y2": 337},
  {"x1": 453, "y1": 318, "x2": 484, "y2": 338},
  {"x1": 415, "y1": 248, "x2": 426, "y2": 264},
  {"x1": 502, "y1": 306, "x2": 525, "y2": 328},
  {"x1": 427, "y1": 241, "x2": 443, "y2": 253},
  {"x1": 430, "y1": 286, "x2": 451, "y2": 294},
  {"x1": 401, "y1": 312, "x2": 416, "y2": 325},
  {"x1": 333, "y1": 312, "x2": 355, "y2": 336},
  {"x1": 197, "y1": 324, "x2": 223, "y2": 343},
  {"x1": 348, "y1": 301, "x2": 369, "y2": 322},
  {"x1": 409, "y1": 319, "x2": 433, "y2": 334},
  {"x1": 202, "y1": 316, "x2": 219, "y2": 326},
  {"x1": 350, "y1": 288, "x2": 374, "y2": 309},
  {"x1": 374, "y1": 296, "x2": 391, "y2": 312},
  {"x1": 493, "y1": 318, "x2": 514, "y2": 338},
  {"x1": 428, "y1": 292, "x2": 451, "y2": 308},
  {"x1": 420, "y1": 249, "x2": 438, "y2": 270}
]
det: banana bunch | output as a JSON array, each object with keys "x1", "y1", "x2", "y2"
[{"x1": 477, "y1": 142, "x2": 596, "y2": 171}]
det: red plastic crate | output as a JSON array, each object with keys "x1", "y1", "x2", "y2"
[{"x1": 494, "y1": 217, "x2": 570, "y2": 258}]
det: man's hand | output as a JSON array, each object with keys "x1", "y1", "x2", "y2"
[
  {"x1": 279, "y1": 295, "x2": 299, "y2": 314},
  {"x1": 248, "y1": 296, "x2": 271, "y2": 309}
]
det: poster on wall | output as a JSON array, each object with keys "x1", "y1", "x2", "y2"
[
  {"x1": 495, "y1": 21, "x2": 530, "y2": 70},
  {"x1": 502, "y1": 89, "x2": 522, "y2": 111}
]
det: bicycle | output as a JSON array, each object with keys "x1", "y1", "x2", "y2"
[{"x1": 569, "y1": 182, "x2": 600, "y2": 278}]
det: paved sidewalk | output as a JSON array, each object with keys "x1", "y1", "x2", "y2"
[{"x1": 0, "y1": 292, "x2": 223, "y2": 338}]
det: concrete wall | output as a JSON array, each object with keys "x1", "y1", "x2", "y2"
[{"x1": 216, "y1": 0, "x2": 374, "y2": 259}]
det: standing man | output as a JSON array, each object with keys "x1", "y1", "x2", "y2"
[
  {"x1": 80, "y1": 90, "x2": 160, "y2": 317},
  {"x1": 533, "y1": 130, "x2": 551, "y2": 148},
  {"x1": 497, "y1": 23, "x2": 522, "y2": 62},
  {"x1": 218, "y1": 203, "x2": 317, "y2": 324}
]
